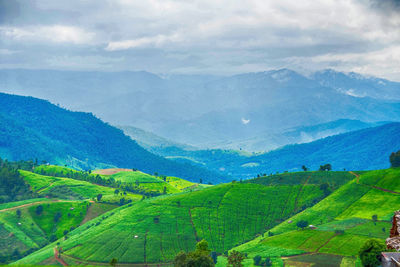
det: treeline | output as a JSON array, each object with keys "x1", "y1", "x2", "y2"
[{"x1": 0, "y1": 158, "x2": 37, "y2": 203}]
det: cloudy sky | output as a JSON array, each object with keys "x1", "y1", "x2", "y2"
[{"x1": 1, "y1": 0, "x2": 400, "y2": 80}]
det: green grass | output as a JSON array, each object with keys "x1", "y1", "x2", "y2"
[
  {"x1": 246, "y1": 171, "x2": 355, "y2": 189},
  {"x1": 15, "y1": 182, "x2": 326, "y2": 264},
  {"x1": 0, "y1": 199, "x2": 120, "y2": 265},
  {"x1": 19, "y1": 170, "x2": 141, "y2": 204},
  {"x1": 14, "y1": 168, "x2": 400, "y2": 265},
  {"x1": 225, "y1": 168, "x2": 400, "y2": 263},
  {"x1": 108, "y1": 171, "x2": 183, "y2": 194},
  {"x1": 0, "y1": 198, "x2": 51, "y2": 210}
]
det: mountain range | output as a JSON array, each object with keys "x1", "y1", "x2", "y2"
[
  {"x1": 0, "y1": 92, "x2": 225, "y2": 183},
  {"x1": 1, "y1": 68, "x2": 400, "y2": 148}
]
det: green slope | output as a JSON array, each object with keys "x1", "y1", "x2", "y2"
[
  {"x1": 0, "y1": 199, "x2": 114, "y2": 264},
  {"x1": 228, "y1": 168, "x2": 400, "y2": 266},
  {"x1": 20, "y1": 170, "x2": 142, "y2": 204},
  {"x1": 15, "y1": 181, "x2": 328, "y2": 265}
]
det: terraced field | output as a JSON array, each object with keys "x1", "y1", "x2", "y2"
[
  {"x1": 15, "y1": 182, "x2": 327, "y2": 265},
  {"x1": 228, "y1": 169, "x2": 400, "y2": 266},
  {"x1": 19, "y1": 170, "x2": 142, "y2": 204},
  {"x1": 0, "y1": 199, "x2": 116, "y2": 263}
]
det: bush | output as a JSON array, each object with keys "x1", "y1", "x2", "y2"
[
  {"x1": 253, "y1": 255, "x2": 262, "y2": 266},
  {"x1": 296, "y1": 220, "x2": 308, "y2": 229},
  {"x1": 359, "y1": 239, "x2": 385, "y2": 267}
]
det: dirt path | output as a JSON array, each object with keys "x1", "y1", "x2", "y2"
[
  {"x1": 349, "y1": 171, "x2": 399, "y2": 194},
  {"x1": 54, "y1": 247, "x2": 68, "y2": 266},
  {"x1": 0, "y1": 199, "x2": 77, "y2": 213},
  {"x1": 349, "y1": 171, "x2": 360, "y2": 183}
]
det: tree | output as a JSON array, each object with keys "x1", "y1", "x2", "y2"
[
  {"x1": 372, "y1": 214, "x2": 378, "y2": 225},
  {"x1": 211, "y1": 251, "x2": 218, "y2": 264},
  {"x1": 227, "y1": 250, "x2": 245, "y2": 267},
  {"x1": 301, "y1": 165, "x2": 308, "y2": 171},
  {"x1": 16, "y1": 209, "x2": 21, "y2": 218},
  {"x1": 110, "y1": 258, "x2": 118, "y2": 267},
  {"x1": 296, "y1": 220, "x2": 308, "y2": 229},
  {"x1": 173, "y1": 239, "x2": 214, "y2": 267},
  {"x1": 35, "y1": 205, "x2": 43, "y2": 215},
  {"x1": 262, "y1": 257, "x2": 272, "y2": 267},
  {"x1": 200, "y1": 178, "x2": 203, "y2": 184},
  {"x1": 359, "y1": 239, "x2": 385, "y2": 267},
  {"x1": 253, "y1": 255, "x2": 262, "y2": 266},
  {"x1": 96, "y1": 193, "x2": 102, "y2": 201},
  {"x1": 319, "y1": 164, "x2": 332, "y2": 171},
  {"x1": 54, "y1": 212, "x2": 62, "y2": 223},
  {"x1": 163, "y1": 186, "x2": 167, "y2": 195},
  {"x1": 114, "y1": 189, "x2": 120, "y2": 195},
  {"x1": 390, "y1": 150, "x2": 400, "y2": 167}
]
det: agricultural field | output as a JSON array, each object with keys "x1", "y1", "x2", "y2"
[
  {"x1": 104, "y1": 170, "x2": 198, "y2": 194},
  {"x1": 14, "y1": 181, "x2": 328, "y2": 265},
  {"x1": 19, "y1": 170, "x2": 142, "y2": 204},
  {"x1": 227, "y1": 169, "x2": 400, "y2": 265},
  {"x1": 0, "y1": 199, "x2": 115, "y2": 264},
  {"x1": 246, "y1": 171, "x2": 357, "y2": 189}
]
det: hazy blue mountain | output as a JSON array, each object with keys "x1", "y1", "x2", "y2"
[
  {"x1": 118, "y1": 125, "x2": 197, "y2": 153},
  {"x1": 205, "y1": 119, "x2": 389, "y2": 152},
  {"x1": 0, "y1": 93, "x2": 227, "y2": 183},
  {"x1": 123, "y1": 122, "x2": 400, "y2": 179},
  {"x1": 222, "y1": 122, "x2": 400, "y2": 178},
  {"x1": 1, "y1": 68, "x2": 400, "y2": 147},
  {"x1": 313, "y1": 69, "x2": 400, "y2": 100}
]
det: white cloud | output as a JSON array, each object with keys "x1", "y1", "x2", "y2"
[
  {"x1": 0, "y1": 0, "x2": 400, "y2": 79},
  {"x1": 241, "y1": 118, "x2": 250, "y2": 125},
  {"x1": 0, "y1": 25, "x2": 95, "y2": 45},
  {"x1": 105, "y1": 33, "x2": 182, "y2": 51}
]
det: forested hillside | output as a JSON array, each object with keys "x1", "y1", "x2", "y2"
[{"x1": 0, "y1": 93, "x2": 226, "y2": 183}]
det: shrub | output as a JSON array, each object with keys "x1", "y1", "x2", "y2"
[{"x1": 359, "y1": 239, "x2": 385, "y2": 267}]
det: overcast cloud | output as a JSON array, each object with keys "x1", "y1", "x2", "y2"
[{"x1": 0, "y1": 0, "x2": 399, "y2": 80}]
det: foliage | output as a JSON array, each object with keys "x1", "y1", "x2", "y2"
[
  {"x1": 319, "y1": 164, "x2": 332, "y2": 171},
  {"x1": 296, "y1": 220, "x2": 308, "y2": 229},
  {"x1": 358, "y1": 239, "x2": 385, "y2": 267},
  {"x1": 227, "y1": 250, "x2": 245, "y2": 267},
  {"x1": 174, "y1": 240, "x2": 214, "y2": 267},
  {"x1": 389, "y1": 150, "x2": 400, "y2": 167},
  {"x1": 0, "y1": 92, "x2": 225, "y2": 183},
  {"x1": 0, "y1": 158, "x2": 36, "y2": 203}
]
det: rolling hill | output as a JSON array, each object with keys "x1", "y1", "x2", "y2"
[
  {"x1": 2, "y1": 68, "x2": 400, "y2": 147},
  {"x1": 176, "y1": 122, "x2": 400, "y2": 179},
  {"x1": 14, "y1": 171, "x2": 352, "y2": 265},
  {"x1": 226, "y1": 168, "x2": 400, "y2": 266},
  {"x1": 0, "y1": 92, "x2": 226, "y2": 183}
]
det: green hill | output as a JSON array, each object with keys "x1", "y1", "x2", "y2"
[
  {"x1": 0, "y1": 92, "x2": 226, "y2": 183},
  {"x1": 228, "y1": 168, "x2": 400, "y2": 266},
  {"x1": 0, "y1": 198, "x2": 115, "y2": 264},
  {"x1": 14, "y1": 180, "x2": 329, "y2": 265},
  {"x1": 19, "y1": 170, "x2": 141, "y2": 204}
]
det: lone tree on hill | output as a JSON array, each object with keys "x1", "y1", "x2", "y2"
[
  {"x1": 319, "y1": 164, "x2": 332, "y2": 171},
  {"x1": 390, "y1": 150, "x2": 400, "y2": 168},
  {"x1": 97, "y1": 193, "x2": 102, "y2": 201},
  {"x1": 359, "y1": 239, "x2": 385, "y2": 267},
  {"x1": 301, "y1": 165, "x2": 308, "y2": 171}
]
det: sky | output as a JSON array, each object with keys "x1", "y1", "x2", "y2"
[{"x1": 1, "y1": 0, "x2": 400, "y2": 80}]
